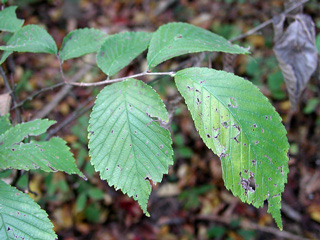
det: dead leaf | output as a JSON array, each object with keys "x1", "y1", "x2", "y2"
[
  {"x1": 222, "y1": 53, "x2": 237, "y2": 73},
  {"x1": 0, "y1": 93, "x2": 11, "y2": 116},
  {"x1": 273, "y1": 13, "x2": 318, "y2": 110}
]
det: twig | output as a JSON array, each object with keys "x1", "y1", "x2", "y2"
[
  {"x1": 68, "y1": 71, "x2": 176, "y2": 87},
  {"x1": 196, "y1": 215, "x2": 310, "y2": 240},
  {"x1": 45, "y1": 97, "x2": 94, "y2": 140},
  {"x1": 33, "y1": 64, "x2": 92, "y2": 119},
  {"x1": 282, "y1": 201, "x2": 302, "y2": 222},
  {"x1": 229, "y1": 0, "x2": 309, "y2": 42},
  {"x1": 57, "y1": 54, "x2": 66, "y2": 81},
  {"x1": 12, "y1": 82, "x2": 65, "y2": 109}
]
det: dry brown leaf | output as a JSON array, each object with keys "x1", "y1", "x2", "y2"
[
  {"x1": 273, "y1": 13, "x2": 318, "y2": 110},
  {"x1": 0, "y1": 93, "x2": 11, "y2": 116}
]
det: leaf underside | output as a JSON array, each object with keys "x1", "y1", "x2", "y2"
[
  {"x1": 0, "y1": 119, "x2": 85, "y2": 179},
  {"x1": 0, "y1": 180, "x2": 57, "y2": 240},
  {"x1": 0, "y1": 25, "x2": 58, "y2": 64},
  {"x1": 89, "y1": 78, "x2": 173, "y2": 215},
  {"x1": 0, "y1": 137, "x2": 86, "y2": 179},
  {"x1": 0, "y1": 6, "x2": 24, "y2": 33},
  {"x1": 96, "y1": 31, "x2": 152, "y2": 77},
  {"x1": 0, "y1": 119, "x2": 56, "y2": 148},
  {"x1": 147, "y1": 22, "x2": 249, "y2": 69},
  {"x1": 175, "y1": 68, "x2": 289, "y2": 230},
  {"x1": 59, "y1": 28, "x2": 108, "y2": 62}
]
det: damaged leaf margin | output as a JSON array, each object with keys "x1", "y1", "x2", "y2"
[{"x1": 174, "y1": 67, "x2": 290, "y2": 230}]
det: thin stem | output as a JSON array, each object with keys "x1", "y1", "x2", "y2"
[
  {"x1": 229, "y1": 0, "x2": 309, "y2": 42},
  {"x1": 68, "y1": 71, "x2": 176, "y2": 87},
  {"x1": 12, "y1": 82, "x2": 65, "y2": 109},
  {"x1": 57, "y1": 54, "x2": 66, "y2": 82},
  {"x1": 45, "y1": 97, "x2": 94, "y2": 140}
]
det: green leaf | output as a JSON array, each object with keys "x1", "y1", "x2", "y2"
[
  {"x1": 147, "y1": 22, "x2": 249, "y2": 69},
  {"x1": 0, "y1": 180, "x2": 57, "y2": 240},
  {"x1": 0, "y1": 137, "x2": 86, "y2": 179},
  {"x1": 267, "y1": 72, "x2": 286, "y2": 100},
  {"x1": 59, "y1": 28, "x2": 108, "y2": 62},
  {"x1": 316, "y1": 33, "x2": 320, "y2": 55},
  {"x1": 87, "y1": 188, "x2": 104, "y2": 200},
  {"x1": 0, "y1": 6, "x2": 24, "y2": 33},
  {"x1": 0, "y1": 114, "x2": 11, "y2": 135},
  {"x1": 303, "y1": 98, "x2": 320, "y2": 114},
  {"x1": 76, "y1": 193, "x2": 87, "y2": 212},
  {"x1": 0, "y1": 51, "x2": 12, "y2": 65},
  {"x1": 0, "y1": 25, "x2": 58, "y2": 64},
  {"x1": 89, "y1": 78, "x2": 173, "y2": 215},
  {"x1": 174, "y1": 68, "x2": 289, "y2": 230},
  {"x1": 0, "y1": 119, "x2": 55, "y2": 148},
  {"x1": 96, "y1": 31, "x2": 152, "y2": 76}
]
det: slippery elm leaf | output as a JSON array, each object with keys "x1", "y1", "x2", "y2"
[
  {"x1": 0, "y1": 119, "x2": 55, "y2": 148},
  {"x1": 0, "y1": 180, "x2": 57, "y2": 240},
  {"x1": 0, "y1": 25, "x2": 58, "y2": 64},
  {"x1": 147, "y1": 22, "x2": 249, "y2": 69},
  {"x1": 59, "y1": 28, "x2": 108, "y2": 61},
  {"x1": 88, "y1": 78, "x2": 173, "y2": 215},
  {"x1": 174, "y1": 68, "x2": 289, "y2": 230},
  {"x1": 0, "y1": 6, "x2": 24, "y2": 33},
  {"x1": 97, "y1": 31, "x2": 152, "y2": 76},
  {"x1": 0, "y1": 137, "x2": 86, "y2": 179}
]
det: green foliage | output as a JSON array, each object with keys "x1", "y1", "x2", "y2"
[
  {"x1": 207, "y1": 225, "x2": 227, "y2": 238},
  {"x1": 0, "y1": 180, "x2": 57, "y2": 240},
  {"x1": 304, "y1": 98, "x2": 320, "y2": 114},
  {"x1": 88, "y1": 79, "x2": 173, "y2": 215},
  {"x1": 0, "y1": 25, "x2": 57, "y2": 64},
  {"x1": 59, "y1": 28, "x2": 108, "y2": 62},
  {"x1": 179, "y1": 185, "x2": 215, "y2": 209},
  {"x1": 0, "y1": 114, "x2": 11, "y2": 134},
  {"x1": 267, "y1": 71, "x2": 286, "y2": 100},
  {"x1": 174, "y1": 68, "x2": 289, "y2": 229},
  {"x1": 0, "y1": 6, "x2": 24, "y2": 32},
  {"x1": 97, "y1": 31, "x2": 152, "y2": 76},
  {"x1": 0, "y1": 118, "x2": 85, "y2": 178},
  {"x1": 0, "y1": 5, "x2": 292, "y2": 233},
  {"x1": 0, "y1": 118, "x2": 55, "y2": 147},
  {"x1": 316, "y1": 33, "x2": 320, "y2": 54},
  {"x1": 147, "y1": 22, "x2": 249, "y2": 69}
]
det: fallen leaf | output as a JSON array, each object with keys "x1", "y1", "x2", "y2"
[
  {"x1": 0, "y1": 93, "x2": 11, "y2": 116},
  {"x1": 273, "y1": 13, "x2": 318, "y2": 110}
]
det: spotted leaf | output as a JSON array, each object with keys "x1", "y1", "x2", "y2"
[
  {"x1": 175, "y1": 67, "x2": 289, "y2": 230},
  {"x1": 88, "y1": 78, "x2": 173, "y2": 215}
]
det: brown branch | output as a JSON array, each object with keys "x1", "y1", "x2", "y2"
[
  {"x1": 33, "y1": 64, "x2": 92, "y2": 119},
  {"x1": 229, "y1": 0, "x2": 309, "y2": 42},
  {"x1": 68, "y1": 71, "x2": 176, "y2": 87},
  {"x1": 45, "y1": 97, "x2": 94, "y2": 140},
  {"x1": 12, "y1": 82, "x2": 65, "y2": 109}
]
